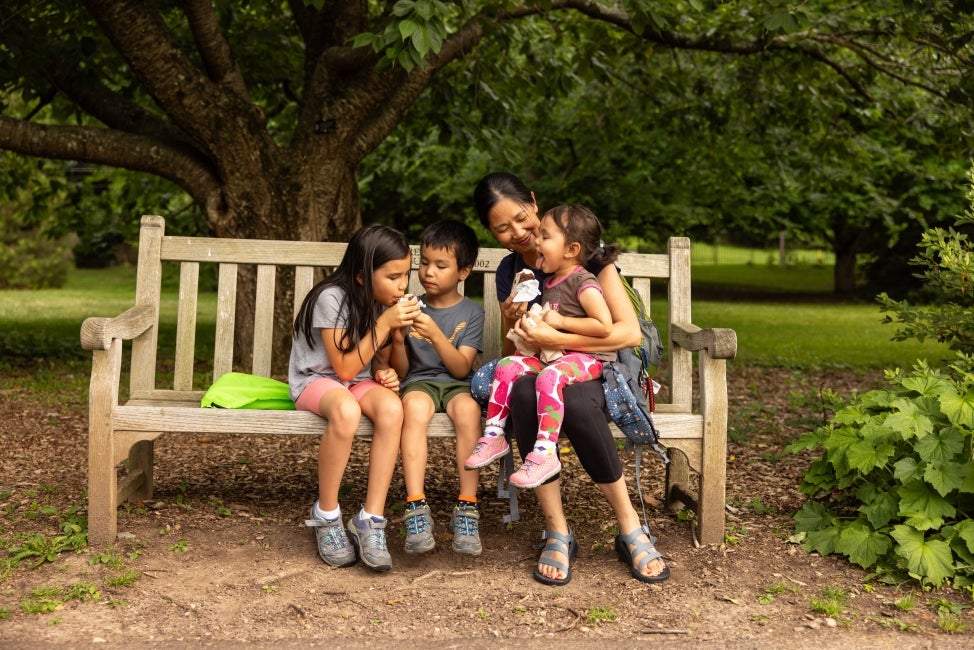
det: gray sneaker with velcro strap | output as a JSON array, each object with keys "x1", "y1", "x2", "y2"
[
  {"x1": 347, "y1": 511, "x2": 392, "y2": 571},
  {"x1": 451, "y1": 504, "x2": 482, "y2": 556},
  {"x1": 305, "y1": 507, "x2": 356, "y2": 568}
]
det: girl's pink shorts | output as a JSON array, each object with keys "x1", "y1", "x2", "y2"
[{"x1": 294, "y1": 377, "x2": 381, "y2": 416}]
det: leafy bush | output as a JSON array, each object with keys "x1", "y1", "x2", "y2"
[
  {"x1": 0, "y1": 220, "x2": 71, "y2": 289},
  {"x1": 788, "y1": 166, "x2": 974, "y2": 588}
]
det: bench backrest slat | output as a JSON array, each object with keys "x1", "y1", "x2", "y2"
[
  {"x1": 668, "y1": 237, "x2": 692, "y2": 410},
  {"x1": 174, "y1": 262, "x2": 199, "y2": 391},
  {"x1": 214, "y1": 263, "x2": 238, "y2": 380},
  {"x1": 293, "y1": 266, "x2": 315, "y2": 322},
  {"x1": 131, "y1": 216, "x2": 165, "y2": 395},
  {"x1": 252, "y1": 264, "x2": 277, "y2": 377}
]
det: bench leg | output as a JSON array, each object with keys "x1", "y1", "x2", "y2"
[
  {"x1": 696, "y1": 352, "x2": 727, "y2": 546},
  {"x1": 87, "y1": 343, "x2": 122, "y2": 546},
  {"x1": 664, "y1": 449, "x2": 691, "y2": 514},
  {"x1": 127, "y1": 440, "x2": 155, "y2": 501}
]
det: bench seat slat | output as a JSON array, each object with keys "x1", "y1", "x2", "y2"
[{"x1": 116, "y1": 400, "x2": 706, "y2": 442}]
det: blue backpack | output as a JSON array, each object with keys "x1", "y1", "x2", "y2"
[{"x1": 602, "y1": 276, "x2": 669, "y2": 526}]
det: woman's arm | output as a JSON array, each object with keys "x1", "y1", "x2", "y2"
[{"x1": 514, "y1": 264, "x2": 640, "y2": 353}]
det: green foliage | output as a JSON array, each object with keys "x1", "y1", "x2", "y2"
[
  {"x1": 350, "y1": 1, "x2": 454, "y2": 71},
  {"x1": 0, "y1": 152, "x2": 72, "y2": 289},
  {"x1": 878, "y1": 170, "x2": 974, "y2": 349},
  {"x1": 789, "y1": 166, "x2": 974, "y2": 587},
  {"x1": 5, "y1": 505, "x2": 87, "y2": 569}
]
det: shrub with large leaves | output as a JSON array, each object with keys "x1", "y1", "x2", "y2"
[{"x1": 788, "y1": 166, "x2": 974, "y2": 588}]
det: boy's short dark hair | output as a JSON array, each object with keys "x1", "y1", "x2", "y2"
[{"x1": 420, "y1": 220, "x2": 479, "y2": 269}]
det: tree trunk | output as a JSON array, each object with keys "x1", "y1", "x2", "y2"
[
  {"x1": 831, "y1": 216, "x2": 862, "y2": 297},
  {"x1": 210, "y1": 155, "x2": 363, "y2": 376},
  {"x1": 833, "y1": 246, "x2": 858, "y2": 296}
]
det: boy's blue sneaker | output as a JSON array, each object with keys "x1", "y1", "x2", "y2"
[
  {"x1": 347, "y1": 512, "x2": 392, "y2": 571},
  {"x1": 451, "y1": 504, "x2": 482, "y2": 556},
  {"x1": 403, "y1": 503, "x2": 435, "y2": 554},
  {"x1": 305, "y1": 508, "x2": 356, "y2": 568}
]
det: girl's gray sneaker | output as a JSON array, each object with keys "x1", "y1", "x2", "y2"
[
  {"x1": 305, "y1": 508, "x2": 356, "y2": 568},
  {"x1": 347, "y1": 512, "x2": 392, "y2": 571}
]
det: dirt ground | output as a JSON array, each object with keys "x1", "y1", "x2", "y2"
[{"x1": 0, "y1": 365, "x2": 972, "y2": 648}]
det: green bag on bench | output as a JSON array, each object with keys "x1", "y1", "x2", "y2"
[{"x1": 200, "y1": 372, "x2": 296, "y2": 410}]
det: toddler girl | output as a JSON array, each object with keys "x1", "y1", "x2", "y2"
[{"x1": 465, "y1": 205, "x2": 618, "y2": 488}]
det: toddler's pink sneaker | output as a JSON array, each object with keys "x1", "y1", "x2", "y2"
[
  {"x1": 464, "y1": 435, "x2": 510, "y2": 469},
  {"x1": 509, "y1": 451, "x2": 562, "y2": 488}
]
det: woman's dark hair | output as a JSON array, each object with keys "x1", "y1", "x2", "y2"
[
  {"x1": 472, "y1": 172, "x2": 534, "y2": 229},
  {"x1": 293, "y1": 224, "x2": 411, "y2": 351},
  {"x1": 543, "y1": 204, "x2": 620, "y2": 265},
  {"x1": 421, "y1": 220, "x2": 480, "y2": 270}
]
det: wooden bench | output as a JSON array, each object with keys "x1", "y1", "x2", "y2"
[{"x1": 82, "y1": 215, "x2": 737, "y2": 546}]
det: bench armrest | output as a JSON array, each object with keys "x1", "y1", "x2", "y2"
[
  {"x1": 81, "y1": 305, "x2": 157, "y2": 351},
  {"x1": 670, "y1": 321, "x2": 737, "y2": 359}
]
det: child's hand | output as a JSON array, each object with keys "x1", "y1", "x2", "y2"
[
  {"x1": 391, "y1": 326, "x2": 407, "y2": 344},
  {"x1": 382, "y1": 296, "x2": 421, "y2": 329},
  {"x1": 408, "y1": 312, "x2": 438, "y2": 341},
  {"x1": 374, "y1": 367, "x2": 400, "y2": 392},
  {"x1": 541, "y1": 309, "x2": 565, "y2": 330}
]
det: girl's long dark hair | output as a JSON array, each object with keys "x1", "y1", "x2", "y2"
[{"x1": 293, "y1": 224, "x2": 411, "y2": 352}]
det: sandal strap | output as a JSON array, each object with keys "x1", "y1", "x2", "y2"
[
  {"x1": 540, "y1": 529, "x2": 573, "y2": 547},
  {"x1": 537, "y1": 530, "x2": 574, "y2": 572},
  {"x1": 619, "y1": 527, "x2": 663, "y2": 572}
]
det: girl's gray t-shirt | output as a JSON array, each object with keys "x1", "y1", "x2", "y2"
[{"x1": 288, "y1": 285, "x2": 373, "y2": 401}]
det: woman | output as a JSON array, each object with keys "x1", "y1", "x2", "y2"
[{"x1": 471, "y1": 172, "x2": 669, "y2": 586}]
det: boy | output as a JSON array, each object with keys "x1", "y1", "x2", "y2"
[{"x1": 388, "y1": 220, "x2": 485, "y2": 555}]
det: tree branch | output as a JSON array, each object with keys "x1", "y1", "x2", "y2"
[
  {"x1": 181, "y1": 0, "x2": 249, "y2": 97},
  {"x1": 813, "y1": 33, "x2": 950, "y2": 99},
  {"x1": 0, "y1": 116, "x2": 221, "y2": 207},
  {"x1": 344, "y1": 12, "x2": 490, "y2": 160},
  {"x1": 42, "y1": 60, "x2": 196, "y2": 148},
  {"x1": 545, "y1": 0, "x2": 952, "y2": 102},
  {"x1": 81, "y1": 0, "x2": 247, "y2": 144}
]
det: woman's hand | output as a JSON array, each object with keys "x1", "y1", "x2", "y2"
[
  {"x1": 374, "y1": 367, "x2": 400, "y2": 392},
  {"x1": 502, "y1": 294, "x2": 528, "y2": 322}
]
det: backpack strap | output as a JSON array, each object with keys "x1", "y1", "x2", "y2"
[{"x1": 498, "y1": 446, "x2": 520, "y2": 523}]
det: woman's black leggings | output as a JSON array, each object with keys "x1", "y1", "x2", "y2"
[{"x1": 508, "y1": 375, "x2": 623, "y2": 485}]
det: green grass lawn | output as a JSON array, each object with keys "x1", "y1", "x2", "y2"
[
  {"x1": 0, "y1": 266, "x2": 952, "y2": 373},
  {"x1": 0, "y1": 266, "x2": 217, "y2": 362},
  {"x1": 689, "y1": 300, "x2": 950, "y2": 371}
]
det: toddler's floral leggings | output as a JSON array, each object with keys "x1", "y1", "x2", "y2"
[{"x1": 484, "y1": 353, "x2": 603, "y2": 453}]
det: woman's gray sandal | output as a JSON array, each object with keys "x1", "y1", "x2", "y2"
[
  {"x1": 533, "y1": 529, "x2": 577, "y2": 586},
  {"x1": 615, "y1": 526, "x2": 670, "y2": 584}
]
